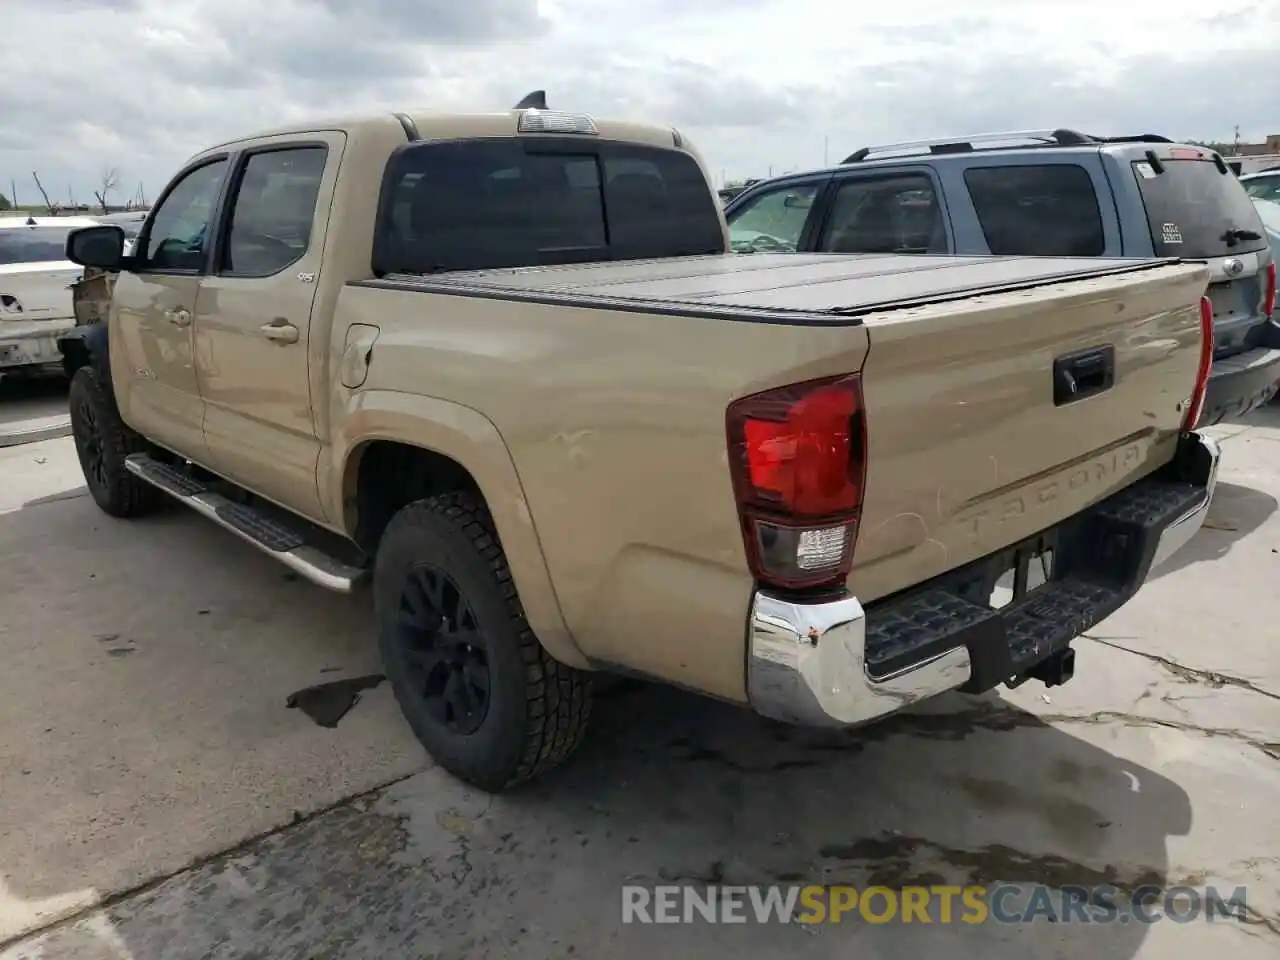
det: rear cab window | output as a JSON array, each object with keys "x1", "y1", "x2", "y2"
[
  {"x1": 372, "y1": 138, "x2": 724, "y2": 274},
  {"x1": 1130, "y1": 155, "x2": 1269, "y2": 259}
]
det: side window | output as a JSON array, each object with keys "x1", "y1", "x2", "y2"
[
  {"x1": 1244, "y1": 176, "x2": 1280, "y2": 203},
  {"x1": 818, "y1": 175, "x2": 944, "y2": 254},
  {"x1": 222, "y1": 146, "x2": 328, "y2": 277},
  {"x1": 726, "y1": 183, "x2": 818, "y2": 253},
  {"x1": 965, "y1": 165, "x2": 1104, "y2": 256},
  {"x1": 142, "y1": 159, "x2": 228, "y2": 271}
]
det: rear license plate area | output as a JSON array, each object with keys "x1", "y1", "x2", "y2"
[{"x1": 988, "y1": 540, "x2": 1055, "y2": 611}]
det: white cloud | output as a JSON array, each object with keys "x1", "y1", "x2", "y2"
[{"x1": 1, "y1": 0, "x2": 1277, "y2": 205}]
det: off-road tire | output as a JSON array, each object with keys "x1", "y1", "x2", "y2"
[
  {"x1": 374, "y1": 491, "x2": 593, "y2": 791},
  {"x1": 68, "y1": 366, "x2": 163, "y2": 518}
]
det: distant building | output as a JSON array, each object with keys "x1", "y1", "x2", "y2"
[{"x1": 1231, "y1": 134, "x2": 1280, "y2": 156}]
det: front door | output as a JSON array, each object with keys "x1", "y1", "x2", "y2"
[
  {"x1": 193, "y1": 137, "x2": 341, "y2": 521},
  {"x1": 109, "y1": 158, "x2": 229, "y2": 457}
]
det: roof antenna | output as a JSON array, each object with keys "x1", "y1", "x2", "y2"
[{"x1": 514, "y1": 90, "x2": 547, "y2": 110}]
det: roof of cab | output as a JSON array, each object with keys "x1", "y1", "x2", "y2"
[{"x1": 192, "y1": 108, "x2": 685, "y2": 157}]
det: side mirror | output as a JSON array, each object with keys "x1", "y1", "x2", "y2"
[{"x1": 65, "y1": 225, "x2": 126, "y2": 271}]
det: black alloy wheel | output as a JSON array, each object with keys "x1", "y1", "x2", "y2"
[
  {"x1": 397, "y1": 563, "x2": 491, "y2": 736},
  {"x1": 72, "y1": 387, "x2": 108, "y2": 494}
]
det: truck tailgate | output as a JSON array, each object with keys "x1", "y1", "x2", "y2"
[{"x1": 849, "y1": 260, "x2": 1210, "y2": 603}]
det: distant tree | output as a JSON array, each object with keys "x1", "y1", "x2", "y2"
[
  {"x1": 94, "y1": 167, "x2": 121, "y2": 214},
  {"x1": 0, "y1": 192, "x2": 10, "y2": 211},
  {"x1": 31, "y1": 171, "x2": 55, "y2": 214}
]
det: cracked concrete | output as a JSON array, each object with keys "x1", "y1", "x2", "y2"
[{"x1": 1, "y1": 406, "x2": 1279, "y2": 958}]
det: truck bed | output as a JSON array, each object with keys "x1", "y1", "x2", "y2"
[{"x1": 365, "y1": 252, "x2": 1184, "y2": 321}]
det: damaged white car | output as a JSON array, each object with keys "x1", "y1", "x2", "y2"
[{"x1": 1, "y1": 216, "x2": 102, "y2": 374}]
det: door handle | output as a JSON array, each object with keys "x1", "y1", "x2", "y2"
[
  {"x1": 260, "y1": 321, "x2": 300, "y2": 344},
  {"x1": 164, "y1": 307, "x2": 192, "y2": 327}
]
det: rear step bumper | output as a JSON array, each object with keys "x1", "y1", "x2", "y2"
[
  {"x1": 123, "y1": 454, "x2": 368, "y2": 593},
  {"x1": 747, "y1": 430, "x2": 1221, "y2": 728}
]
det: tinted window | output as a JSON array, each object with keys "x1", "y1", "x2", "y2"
[
  {"x1": 965, "y1": 165, "x2": 1104, "y2": 256},
  {"x1": 373, "y1": 139, "x2": 723, "y2": 274},
  {"x1": 1244, "y1": 174, "x2": 1280, "y2": 204},
  {"x1": 143, "y1": 159, "x2": 228, "y2": 271},
  {"x1": 818, "y1": 175, "x2": 945, "y2": 254},
  {"x1": 1132, "y1": 158, "x2": 1268, "y2": 258},
  {"x1": 0, "y1": 226, "x2": 75, "y2": 264},
  {"x1": 726, "y1": 183, "x2": 818, "y2": 253},
  {"x1": 223, "y1": 147, "x2": 327, "y2": 276}
]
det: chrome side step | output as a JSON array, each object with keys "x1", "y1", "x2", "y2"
[{"x1": 124, "y1": 453, "x2": 368, "y2": 593}]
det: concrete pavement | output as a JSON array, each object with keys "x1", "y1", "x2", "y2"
[
  {"x1": 1, "y1": 409, "x2": 1278, "y2": 958},
  {"x1": 0, "y1": 375, "x2": 70, "y2": 448}
]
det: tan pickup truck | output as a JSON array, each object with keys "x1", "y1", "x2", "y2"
[{"x1": 59, "y1": 96, "x2": 1222, "y2": 791}]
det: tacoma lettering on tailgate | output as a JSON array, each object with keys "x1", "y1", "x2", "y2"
[{"x1": 952, "y1": 443, "x2": 1144, "y2": 540}]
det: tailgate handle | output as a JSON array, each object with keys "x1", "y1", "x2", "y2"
[{"x1": 1053, "y1": 345, "x2": 1115, "y2": 406}]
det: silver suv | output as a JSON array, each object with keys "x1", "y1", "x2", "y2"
[{"x1": 725, "y1": 130, "x2": 1280, "y2": 425}]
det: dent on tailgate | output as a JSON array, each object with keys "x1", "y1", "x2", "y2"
[{"x1": 847, "y1": 262, "x2": 1210, "y2": 604}]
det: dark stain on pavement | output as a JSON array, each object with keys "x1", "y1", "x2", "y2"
[{"x1": 286, "y1": 674, "x2": 385, "y2": 728}]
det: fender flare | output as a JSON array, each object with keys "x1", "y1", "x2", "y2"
[
  {"x1": 330, "y1": 390, "x2": 588, "y2": 669},
  {"x1": 57, "y1": 323, "x2": 110, "y2": 384}
]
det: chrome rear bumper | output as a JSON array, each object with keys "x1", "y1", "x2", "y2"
[
  {"x1": 747, "y1": 430, "x2": 1222, "y2": 728},
  {"x1": 1150, "y1": 434, "x2": 1220, "y2": 570}
]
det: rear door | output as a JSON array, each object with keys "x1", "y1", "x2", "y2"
[
  {"x1": 1118, "y1": 149, "x2": 1274, "y2": 358},
  {"x1": 193, "y1": 135, "x2": 341, "y2": 521},
  {"x1": 813, "y1": 167, "x2": 951, "y2": 254}
]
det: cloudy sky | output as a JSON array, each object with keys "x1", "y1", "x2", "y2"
[{"x1": 2, "y1": 0, "x2": 1279, "y2": 206}]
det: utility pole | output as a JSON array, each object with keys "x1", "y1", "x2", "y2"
[
  {"x1": 824, "y1": 135, "x2": 829, "y2": 167},
  {"x1": 8, "y1": 178, "x2": 15, "y2": 208},
  {"x1": 1234, "y1": 125, "x2": 1241, "y2": 152}
]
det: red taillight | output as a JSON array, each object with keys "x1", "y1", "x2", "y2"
[
  {"x1": 1183, "y1": 295, "x2": 1215, "y2": 431},
  {"x1": 1264, "y1": 261, "x2": 1277, "y2": 320},
  {"x1": 726, "y1": 375, "x2": 866, "y2": 590}
]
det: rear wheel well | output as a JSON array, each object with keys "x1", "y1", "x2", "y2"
[{"x1": 351, "y1": 441, "x2": 482, "y2": 551}]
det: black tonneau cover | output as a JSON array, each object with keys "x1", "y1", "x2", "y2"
[{"x1": 361, "y1": 253, "x2": 1181, "y2": 323}]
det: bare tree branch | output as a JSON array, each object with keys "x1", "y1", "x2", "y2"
[
  {"x1": 94, "y1": 166, "x2": 121, "y2": 214},
  {"x1": 31, "y1": 171, "x2": 54, "y2": 214}
]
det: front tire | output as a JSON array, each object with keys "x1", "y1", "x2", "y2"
[
  {"x1": 68, "y1": 366, "x2": 162, "y2": 518},
  {"x1": 374, "y1": 492, "x2": 593, "y2": 792}
]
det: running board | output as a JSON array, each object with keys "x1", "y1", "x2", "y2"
[{"x1": 123, "y1": 454, "x2": 368, "y2": 593}]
